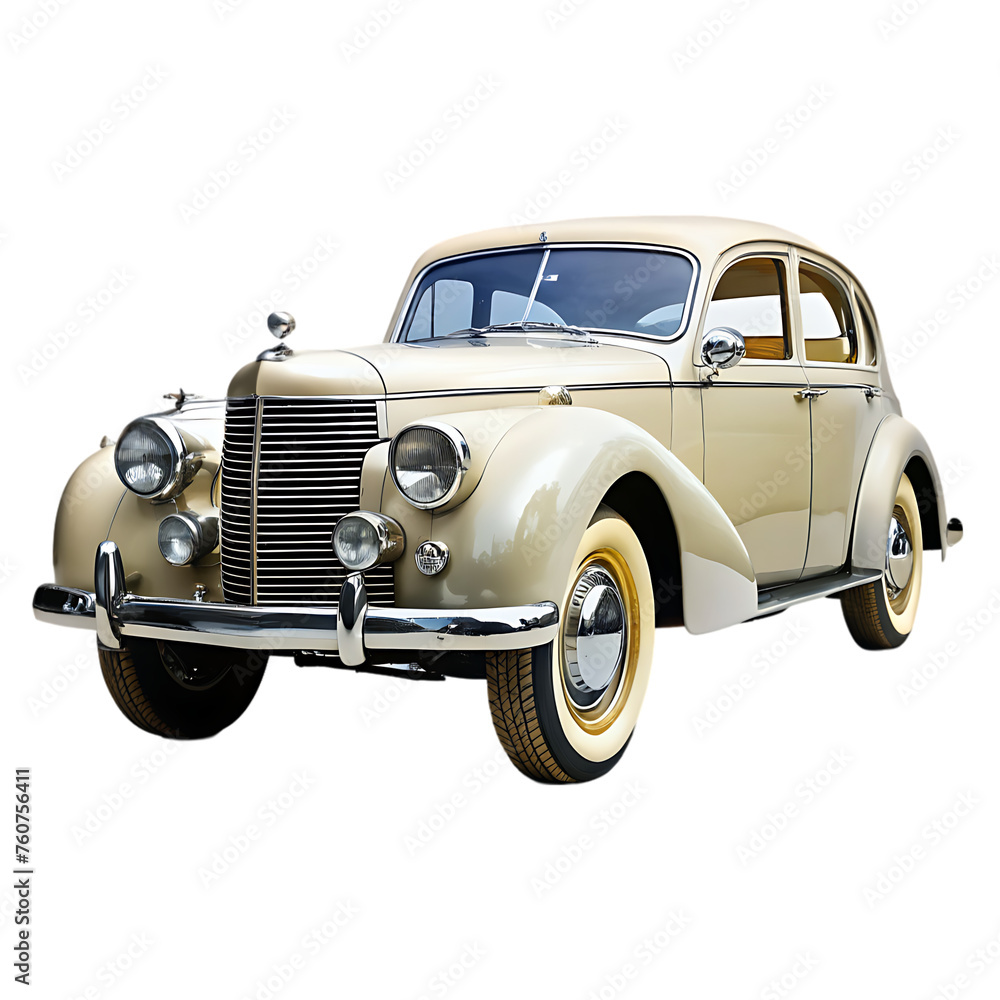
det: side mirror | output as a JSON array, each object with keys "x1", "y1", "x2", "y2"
[{"x1": 701, "y1": 327, "x2": 746, "y2": 371}]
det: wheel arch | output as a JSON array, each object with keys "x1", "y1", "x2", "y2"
[
  {"x1": 850, "y1": 413, "x2": 950, "y2": 571},
  {"x1": 602, "y1": 472, "x2": 683, "y2": 627}
]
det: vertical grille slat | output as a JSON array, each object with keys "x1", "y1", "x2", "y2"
[{"x1": 220, "y1": 396, "x2": 393, "y2": 608}]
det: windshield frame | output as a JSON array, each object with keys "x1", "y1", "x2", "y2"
[{"x1": 389, "y1": 242, "x2": 702, "y2": 345}]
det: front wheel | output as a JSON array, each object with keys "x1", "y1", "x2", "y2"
[
  {"x1": 487, "y1": 507, "x2": 655, "y2": 783},
  {"x1": 98, "y1": 638, "x2": 268, "y2": 739},
  {"x1": 841, "y1": 472, "x2": 923, "y2": 649}
]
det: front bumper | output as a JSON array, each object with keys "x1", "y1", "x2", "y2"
[{"x1": 33, "y1": 541, "x2": 559, "y2": 668}]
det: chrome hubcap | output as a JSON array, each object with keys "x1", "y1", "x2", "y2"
[
  {"x1": 563, "y1": 567, "x2": 627, "y2": 710},
  {"x1": 885, "y1": 516, "x2": 913, "y2": 598}
]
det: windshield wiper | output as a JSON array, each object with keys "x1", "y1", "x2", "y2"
[{"x1": 444, "y1": 321, "x2": 594, "y2": 339}]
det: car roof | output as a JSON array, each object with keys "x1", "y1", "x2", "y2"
[{"x1": 410, "y1": 216, "x2": 826, "y2": 272}]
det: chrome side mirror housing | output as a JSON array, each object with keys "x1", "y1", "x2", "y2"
[{"x1": 701, "y1": 327, "x2": 746, "y2": 371}]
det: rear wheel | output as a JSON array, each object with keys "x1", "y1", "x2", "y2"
[
  {"x1": 842, "y1": 473, "x2": 923, "y2": 649},
  {"x1": 487, "y1": 507, "x2": 655, "y2": 782},
  {"x1": 98, "y1": 638, "x2": 268, "y2": 739}
]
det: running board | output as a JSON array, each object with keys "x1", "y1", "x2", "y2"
[{"x1": 751, "y1": 569, "x2": 882, "y2": 619}]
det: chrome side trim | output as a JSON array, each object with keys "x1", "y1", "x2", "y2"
[{"x1": 752, "y1": 569, "x2": 882, "y2": 618}]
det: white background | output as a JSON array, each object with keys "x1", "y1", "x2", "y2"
[{"x1": 2, "y1": 0, "x2": 998, "y2": 997}]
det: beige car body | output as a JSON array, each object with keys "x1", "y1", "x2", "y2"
[{"x1": 44, "y1": 216, "x2": 957, "y2": 649}]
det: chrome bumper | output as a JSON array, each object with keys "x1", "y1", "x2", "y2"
[{"x1": 33, "y1": 541, "x2": 560, "y2": 668}]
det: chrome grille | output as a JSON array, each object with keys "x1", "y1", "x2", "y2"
[{"x1": 220, "y1": 396, "x2": 393, "y2": 607}]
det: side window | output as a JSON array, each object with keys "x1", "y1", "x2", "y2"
[
  {"x1": 408, "y1": 279, "x2": 474, "y2": 338},
  {"x1": 799, "y1": 262, "x2": 858, "y2": 365},
  {"x1": 855, "y1": 293, "x2": 878, "y2": 367},
  {"x1": 706, "y1": 257, "x2": 790, "y2": 360}
]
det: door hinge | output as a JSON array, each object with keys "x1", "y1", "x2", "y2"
[{"x1": 796, "y1": 388, "x2": 828, "y2": 400}]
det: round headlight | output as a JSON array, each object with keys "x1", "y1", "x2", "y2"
[
  {"x1": 157, "y1": 512, "x2": 219, "y2": 567},
  {"x1": 115, "y1": 418, "x2": 199, "y2": 501},
  {"x1": 390, "y1": 424, "x2": 470, "y2": 509}
]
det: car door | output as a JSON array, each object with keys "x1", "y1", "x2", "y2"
[
  {"x1": 699, "y1": 248, "x2": 812, "y2": 588},
  {"x1": 793, "y1": 251, "x2": 885, "y2": 579}
]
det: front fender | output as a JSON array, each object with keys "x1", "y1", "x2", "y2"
[
  {"x1": 53, "y1": 406, "x2": 224, "y2": 602},
  {"x1": 392, "y1": 405, "x2": 757, "y2": 634},
  {"x1": 851, "y1": 413, "x2": 950, "y2": 572}
]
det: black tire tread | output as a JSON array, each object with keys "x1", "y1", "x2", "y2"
[
  {"x1": 99, "y1": 645, "x2": 180, "y2": 737},
  {"x1": 486, "y1": 649, "x2": 575, "y2": 784},
  {"x1": 841, "y1": 580, "x2": 906, "y2": 650}
]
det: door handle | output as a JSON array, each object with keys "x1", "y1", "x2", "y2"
[
  {"x1": 796, "y1": 388, "x2": 828, "y2": 400},
  {"x1": 862, "y1": 385, "x2": 883, "y2": 400}
]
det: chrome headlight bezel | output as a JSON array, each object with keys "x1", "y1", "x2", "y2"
[
  {"x1": 332, "y1": 512, "x2": 405, "y2": 572},
  {"x1": 115, "y1": 417, "x2": 202, "y2": 502},
  {"x1": 157, "y1": 511, "x2": 219, "y2": 567},
  {"x1": 389, "y1": 421, "x2": 471, "y2": 510}
]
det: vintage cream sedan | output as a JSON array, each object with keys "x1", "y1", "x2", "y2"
[{"x1": 34, "y1": 217, "x2": 962, "y2": 782}]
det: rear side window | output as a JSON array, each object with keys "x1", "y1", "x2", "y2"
[
  {"x1": 706, "y1": 257, "x2": 790, "y2": 360},
  {"x1": 799, "y1": 262, "x2": 858, "y2": 365},
  {"x1": 855, "y1": 294, "x2": 878, "y2": 366}
]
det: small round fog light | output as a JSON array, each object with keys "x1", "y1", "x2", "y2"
[
  {"x1": 333, "y1": 516, "x2": 381, "y2": 571},
  {"x1": 158, "y1": 513, "x2": 218, "y2": 567},
  {"x1": 414, "y1": 541, "x2": 449, "y2": 576}
]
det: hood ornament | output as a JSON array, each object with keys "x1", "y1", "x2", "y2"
[{"x1": 258, "y1": 312, "x2": 296, "y2": 362}]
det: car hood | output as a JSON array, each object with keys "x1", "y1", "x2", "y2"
[{"x1": 228, "y1": 336, "x2": 670, "y2": 398}]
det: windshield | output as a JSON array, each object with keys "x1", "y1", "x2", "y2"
[{"x1": 397, "y1": 247, "x2": 696, "y2": 342}]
